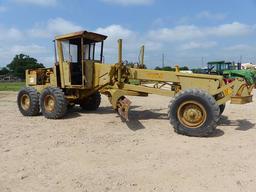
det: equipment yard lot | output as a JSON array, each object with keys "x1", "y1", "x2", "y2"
[{"x1": 0, "y1": 91, "x2": 256, "y2": 192}]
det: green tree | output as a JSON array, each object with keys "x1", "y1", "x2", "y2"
[
  {"x1": 180, "y1": 66, "x2": 189, "y2": 71},
  {"x1": 154, "y1": 66, "x2": 175, "y2": 71},
  {"x1": 124, "y1": 61, "x2": 147, "y2": 69},
  {"x1": 7, "y1": 54, "x2": 45, "y2": 79},
  {"x1": 155, "y1": 66, "x2": 189, "y2": 71},
  {"x1": 0, "y1": 67, "x2": 10, "y2": 75}
]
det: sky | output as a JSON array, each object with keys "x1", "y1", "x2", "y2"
[{"x1": 1, "y1": 0, "x2": 256, "y2": 69}]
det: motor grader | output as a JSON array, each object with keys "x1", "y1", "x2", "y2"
[{"x1": 17, "y1": 30, "x2": 254, "y2": 137}]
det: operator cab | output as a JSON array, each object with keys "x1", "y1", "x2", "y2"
[
  {"x1": 55, "y1": 31, "x2": 107, "y2": 88},
  {"x1": 207, "y1": 61, "x2": 239, "y2": 75}
]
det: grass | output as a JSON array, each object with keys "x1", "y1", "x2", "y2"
[{"x1": 0, "y1": 82, "x2": 25, "y2": 91}]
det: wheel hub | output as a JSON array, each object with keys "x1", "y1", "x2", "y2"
[
  {"x1": 44, "y1": 95, "x2": 55, "y2": 112},
  {"x1": 21, "y1": 94, "x2": 30, "y2": 110},
  {"x1": 177, "y1": 101, "x2": 207, "y2": 128}
]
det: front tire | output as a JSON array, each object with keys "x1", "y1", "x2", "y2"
[
  {"x1": 17, "y1": 87, "x2": 40, "y2": 116},
  {"x1": 40, "y1": 87, "x2": 67, "y2": 119},
  {"x1": 168, "y1": 89, "x2": 220, "y2": 137}
]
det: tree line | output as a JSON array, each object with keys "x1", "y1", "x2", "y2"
[
  {"x1": 0, "y1": 54, "x2": 45, "y2": 79},
  {"x1": 1, "y1": 54, "x2": 191, "y2": 80},
  {"x1": 155, "y1": 66, "x2": 189, "y2": 71}
]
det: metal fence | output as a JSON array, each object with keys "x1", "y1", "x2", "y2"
[{"x1": 0, "y1": 75, "x2": 22, "y2": 82}]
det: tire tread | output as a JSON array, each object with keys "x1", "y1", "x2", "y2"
[
  {"x1": 40, "y1": 87, "x2": 67, "y2": 119},
  {"x1": 168, "y1": 89, "x2": 220, "y2": 137},
  {"x1": 17, "y1": 87, "x2": 39, "y2": 116}
]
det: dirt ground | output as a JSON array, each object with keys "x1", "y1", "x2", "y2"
[{"x1": 0, "y1": 91, "x2": 256, "y2": 192}]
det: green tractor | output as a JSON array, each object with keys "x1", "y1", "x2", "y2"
[{"x1": 207, "y1": 61, "x2": 256, "y2": 86}]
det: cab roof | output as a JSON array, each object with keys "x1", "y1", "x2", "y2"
[{"x1": 55, "y1": 30, "x2": 108, "y2": 42}]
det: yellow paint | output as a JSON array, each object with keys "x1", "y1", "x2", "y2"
[
  {"x1": 146, "y1": 72, "x2": 164, "y2": 79},
  {"x1": 223, "y1": 87, "x2": 233, "y2": 96}
]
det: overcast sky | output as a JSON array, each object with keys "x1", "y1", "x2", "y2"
[{"x1": 1, "y1": 0, "x2": 256, "y2": 68}]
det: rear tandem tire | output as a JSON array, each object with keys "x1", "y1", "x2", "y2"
[
  {"x1": 40, "y1": 87, "x2": 67, "y2": 119},
  {"x1": 168, "y1": 89, "x2": 220, "y2": 137},
  {"x1": 17, "y1": 87, "x2": 40, "y2": 116},
  {"x1": 80, "y1": 91, "x2": 101, "y2": 111}
]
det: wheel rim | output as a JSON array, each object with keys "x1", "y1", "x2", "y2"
[
  {"x1": 44, "y1": 95, "x2": 55, "y2": 112},
  {"x1": 177, "y1": 100, "x2": 207, "y2": 128},
  {"x1": 21, "y1": 94, "x2": 30, "y2": 110}
]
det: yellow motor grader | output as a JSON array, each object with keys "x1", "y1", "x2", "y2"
[{"x1": 17, "y1": 30, "x2": 254, "y2": 137}]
